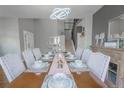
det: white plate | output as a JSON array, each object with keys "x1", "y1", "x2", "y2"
[
  {"x1": 74, "y1": 60, "x2": 83, "y2": 66},
  {"x1": 30, "y1": 63, "x2": 48, "y2": 72},
  {"x1": 47, "y1": 52, "x2": 54, "y2": 56},
  {"x1": 35, "y1": 60, "x2": 43, "y2": 63},
  {"x1": 70, "y1": 62, "x2": 87, "y2": 68},
  {"x1": 42, "y1": 57, "x2": 52, "y2": 60},
  {"x1": 64, "y1": 52, "x2": 72, "y2": 56},
  {"x1": 67, "y1": 52, "x2": 71, "y2": 55},
  {"x1": 47, "y1": 73, "x2": 73, "y2": 88},
  {"x1": 66, "y1": 56, "x2": 76, "y2": 60}
]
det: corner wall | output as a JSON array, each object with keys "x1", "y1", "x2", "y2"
[
  {"x1": 18, "y1": 18, "x2": 35, "y2": 51},
  {"x1": 0, "y1": 18, "x2": 21, "y2": 56},
  {"x1": 77, "y1": 14, "x2": 93, "y2": 49}
]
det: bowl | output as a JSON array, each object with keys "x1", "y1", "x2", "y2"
[
  {"x1": 69, "y1": 55, "x2": 74, "y2": 58},
  {"x1": 67, "y1": 52, "x2": 71, "y2": 55},
  {"x1": 74, "y1": 60, "x2": 83, "y2": 66},
  {"x1": 48, "y1": 52, "x2": 53, "y2": 55},
  {"x1": 31, "y1": 62, "x2": 47, "y2": 72},
  {"x1": 47, "y1": 73, "x2": 73, "y2": 88},
  {"x1": 35, "y1": 60, "x2": 43, "y2": 63},
  {"x1": 44, "y1": 54, "x2": 49, "y2": 58}
]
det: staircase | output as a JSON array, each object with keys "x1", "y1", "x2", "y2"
[
  {"x1": 64, "y1": 19, "x2": 74, "y2": 53},
  {"x1": 64, "y1": 19, "x2": 82, "y2": 53}
]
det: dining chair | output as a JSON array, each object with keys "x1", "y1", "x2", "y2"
[
  {"x1": 22, "y1": 49, "x2": 36, "y2": 68},
  {"x1": 32, "y1": 48, "x2": 42, "y2": 60},
  {"x1": 22, "y1": 49, "x2": 48, "y2": 73},
  {"x1": 81, "y1": 49, "x2": 92, "y2": 63},
  {"x1": 87, "y1": 52, "x2": 110, "y2": 82},
  {"x1": 75, "y1": 47, "x2": 83, "y2": 59},
  {"x1": 0, "y1": 57, "x2": 12, "y2": 82},
  {"x1": 0, "y1": 54, "x2": 26, "y2": 82}
]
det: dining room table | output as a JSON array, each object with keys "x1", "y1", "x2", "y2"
[{"x1": 6, "y1": 52, "x2": 107, "y2": 88}]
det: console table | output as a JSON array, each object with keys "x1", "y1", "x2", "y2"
[{"x1": 91, "y1": 46, "x2": 124, "y2": 87}]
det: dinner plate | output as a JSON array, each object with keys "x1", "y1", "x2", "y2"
[
  {"x1": 47, "y1": 73, "x2": 73, "y2": 88},
  {"x1": 66, "y1": 52, "x2": 71, "y2": 55},
  {"x1": 47, "y1": 52, "x2": 54, "y2": 56},
  {"x1": 42, "y1": 57, "x2": 53, "y2": 61},
  {"x1": 35, "y1": 60, "x2": 43, "y2": 63},
  {"x1": 70, "y1": 61, "x2": 87, "y2": 68},
  {"x1": 66, "y1": 56, "x2": 77, "y2": 61},
  {"x1": 64, "y1": 52, "x2": 72, "y2": 56}
]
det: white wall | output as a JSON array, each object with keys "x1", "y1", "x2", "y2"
[
  {"x1": 0, "y1": 18, "x2": 65, "y2": 54},
  {"x1": 77, "y1": 15, "x2": 93, "y2": 49},
  {"x1": 0, "y1": 18, "x2": 21, "y2": 56},
  {"x1": 119, "y1": 20, "x2": 124, "y2": 33},
  {"x1": 0, "y1": 18, "x2": 36, "y2": 56},
  {"x1": 85, "y1": 14, "x2": 93, "y2": 48},
  {"x1": 18, "y1": 18, "x2": 35, "y2": 51},
  {"x1": 57, "y1": 20, "x2": 64, "y2": 35},
  {"x1": 34, "y1": 19, "x2": 59, "y2": 53},
  {"x1": 0, "y1": 17, "x2": 92, "y2": 55}
]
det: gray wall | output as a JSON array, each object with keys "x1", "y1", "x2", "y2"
[
  {"x1": 0, "y1": 18, "x2": 21, "y2": 56},
  {"x1": 34, "y1": 19, "x2": 59, "y2": 53},
  {"x1": 109, "y1": 20, "x2": 120, "y2": 35},
  {"x1": 92, "y1": 5, "x2": 124, "y2": 45},
  {"x1": 0, "y1": 18, "x2": 64, "y2": 55},
  {"x1": 0, "y1": 18, "x2": 35, "y2": 56},
  {"x1": 119, "y1": 20, "x2": 124, "y2": 33},
  {"x1": 57, "y1": 20, "x2": 64, "y2": 35},
  {"x1": 18, "y1": 18, "x2": 35, "y2": 51}
]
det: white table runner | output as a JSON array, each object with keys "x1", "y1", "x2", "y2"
[
  {"x1": 48, "y1": 54, "x2": 71, "y2": 75},
  {"x1": 41, "y1": 53, "x2": 77, "y2": 88}
]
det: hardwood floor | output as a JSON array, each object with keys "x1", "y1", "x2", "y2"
[
  {"x1": 65, "y1": 39, "x2": 75, "y2": 54},
  {"x1": 0, "y1": 66, "x2": 9, "y2": 88}
]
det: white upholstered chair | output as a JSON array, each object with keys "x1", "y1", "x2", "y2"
[
  {"x1": 32, "y1": 48, "x2": 42, "y2": 60},
  {"x1": 22, "y1": 49, "x2": 36, "y2": 68},
  {"x1": 87, "y1": 52, "x2": 110, "y2": 82},
  {"x1": 81, "y1": 49, "x2": 92, "y2": 63},
  {"x1": 0, "y1": 57, "x2": 12, "y2": 82},
  {"x1": 0, "y1": 54, "x2": 26, "y2": 82},
  {"x1": 22, "y1": 49, "x2": 48, "y2": 72},
  {"x1": 75, "y1": 48, "x2": 83, "y2": 59}
]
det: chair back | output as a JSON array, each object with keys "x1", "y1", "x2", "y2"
[
  {"x1": 75, "y1": 48, "x2": 83, "y2": 59},
  {"x1": 81, "y1": 49, "x2": 92, "y2": 63},
  {"x1": 87, "y1": 52, "x2": 110, "y2": 82},
  {"x1": 22, "y1": 50, "x2": 35, "y2": 68},
  {"x1": 0, "y1": 54, "x2": 26, "y2": 82},
  {"x1": 32, "y1": 48, "x2": 42, "y2": 60}
]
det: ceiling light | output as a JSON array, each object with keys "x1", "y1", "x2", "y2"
[{"x1": 50, "y1": 8, "x2": 71, "y2": 20}]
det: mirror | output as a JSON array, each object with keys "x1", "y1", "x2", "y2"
[{"x1": 108, "y1": 14, "x2": 124, "y2": 48}]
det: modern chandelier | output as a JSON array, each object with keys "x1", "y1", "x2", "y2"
[{"x1": 50, "y1": 8, "x2": 71, "y2": 20}]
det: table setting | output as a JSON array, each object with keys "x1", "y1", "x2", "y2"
[
  {"x1": 42, "y1": 52, "x2": 54, "y2": 62},
  {"x1": 41, "y1": 73, "x2": 76, "y2": 88},
  {"x1": 41, "y1": 53, "x2": 77, "y2": 88},
  {"x1": 69, "y1": 60, "x2": 89, "y2": 73},
  {"x1": 64, "y1": 52, "x2": 77, "y2": 62},
  {"x1": 25, "y1": 60, "x2": 50, "y2": 73},
  {"x1": 63, "y1": 51, "x2": 72, "y2": 57}
]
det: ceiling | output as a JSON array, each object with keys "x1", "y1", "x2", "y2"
[{"x1": 0, "y1": 5, "x2": 103, "y2": 19}]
